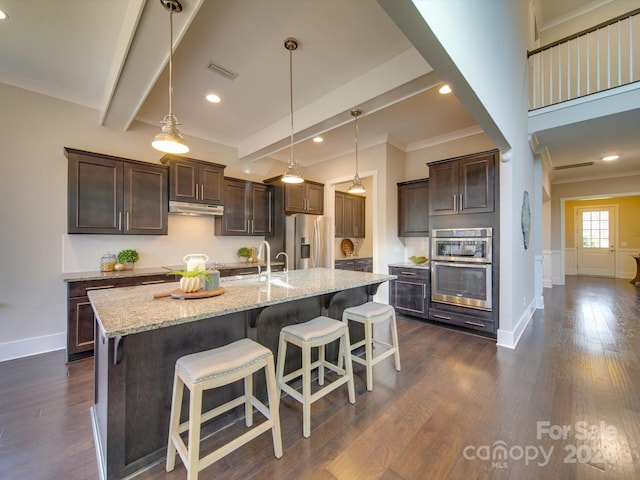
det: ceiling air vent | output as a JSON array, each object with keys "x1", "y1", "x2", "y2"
[
  {"x1": 206, "y1": 60, "x2": 238, "y2": 80},
  {"x1": 554, "y1": 161, "x2": 594, "y2": 170}
]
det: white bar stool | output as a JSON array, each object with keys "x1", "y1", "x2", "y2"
[
  {"x1": 166, "y1": 338, "x2": 282, "y2": 480},
  {"x1": 341, "y1": 302, "x2": 401, "y2": 391},
  {"x1": 276, "y1": 316, "x2": 356, "y2": 438}
]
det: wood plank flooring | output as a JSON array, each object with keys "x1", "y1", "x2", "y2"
[{"x1": 1, "y1": 276, "x2": 638, "y2": 479}]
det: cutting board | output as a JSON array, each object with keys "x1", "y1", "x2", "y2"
[{"x1": 153, "y1": 286, "x2": 225, "y2": 300}]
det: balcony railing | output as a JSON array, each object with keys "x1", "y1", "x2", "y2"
[{"x1": 528, "y1": 8, "x2": 640, "y2": 110}]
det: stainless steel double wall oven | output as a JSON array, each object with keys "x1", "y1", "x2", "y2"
[{"x1": 430, "y1": 227, "x2": 493, "y2": 311}]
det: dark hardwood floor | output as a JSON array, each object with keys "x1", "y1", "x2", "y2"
[{"x1": 1, "y1": 276, "x2": 639, "y2": 479}]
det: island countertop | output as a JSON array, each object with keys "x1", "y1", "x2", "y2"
[{"x1": 89, "y1": 268, "x2": 395, "y2": 338}]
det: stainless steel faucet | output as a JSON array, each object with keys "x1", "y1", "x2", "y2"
[
  {"x1": 258, "y1": 241, "x2": 271, "y2": 278},
  {"x1": 276, "y1": 251, "x2": 289, "y2": 272}
]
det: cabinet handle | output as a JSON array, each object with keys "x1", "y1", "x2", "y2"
[
  {"x1": 431, "y1": 313, "x2": 451, "y2": 321},
  {"x1": 118, "y1": 212, "x2": 122, "y2": 231},
  {"x1": 141, "y1": 280, "x2": 166, "y2": 285},
  {"x1": 201, "y1": 184, "x2": 204, "y2": 200},
  {"x1": 86, "y1": 285, "x2": 115, "y2": 291},
  {"x1": 400, "y1": 271, "x2": 416, "y2": 275},
  {"x1": 195, "y1": 183, "x2": 199, "y2": 200},
  {"x1": 459, "y1": 194, "x2": 463, "y2": 211},
  {"x1": 465, "y1": 320, "x2": 485, "y2": 327},
  {"x1": 125, "y1": 212, "x2": 130, "y2": 231}
]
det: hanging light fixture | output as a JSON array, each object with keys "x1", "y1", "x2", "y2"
[
  {"x1": 152, "y1": 0, "x2": 189, "y2": 154},
  {"x1": 281, "y1": 37, "x2": 304, "y2": 184},
  {"x1": 348, "y1": 108, "x2": 365, "y2": 194}
]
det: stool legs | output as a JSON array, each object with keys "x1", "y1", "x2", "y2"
[
  {"x1": 265, "y1": 355, "x2": 283, "y2": 458},
  {"x1": 166, "y1": 365, "x2": 183, "y2": 473}
]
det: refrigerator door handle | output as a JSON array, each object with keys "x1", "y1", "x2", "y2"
[{"x1": 312, "y1": 218, "x2": 320, "y2": 268}]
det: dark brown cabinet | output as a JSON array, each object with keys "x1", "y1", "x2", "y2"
[
  {"x1": 284, "y1": 181, "x2": 324, "y2": 215},
  {"x1": 66, "y1": 148, "x2": 168, "y2": 235},
  {"x1": 398, "y1": 179, "x2": 429, "y2": 237},
  {"x1": 389, "y1": 266, "x2": 429, "y2": 319},
  {"x1": 428, "y1": 150, "x2": 496, "y2": 216},
  {"x1": 215, "y1": 178, "x2": 273, "y2": 236},
  {"x1": 161, "y1": 154, "x2": 225, "y2": 206},
  {"x1": 335, "y1": 257, "x2": 372, "y2": 272},
  {"x1": 335, "y1": 191, "x2": 365, "y2": 238},
  {"x1": 66, "y1": 273, "x2": 176, "y2": 362}
]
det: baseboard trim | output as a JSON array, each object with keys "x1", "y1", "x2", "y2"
[
  {"x1": 0, "y1": 332, "x2": 65, "y2": 363},
  {"x1": 496, "y1": 301, "x2": 535, "y2": 349}
]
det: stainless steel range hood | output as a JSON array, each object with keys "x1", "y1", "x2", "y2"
[{"x1": 169, "y1": 201, "x2": 224, "y2": 216}]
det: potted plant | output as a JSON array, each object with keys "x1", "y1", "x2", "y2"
[
  {"x1": 116, "y1": 249, "x2": 139, "y2": 270},
  {"x1": 167, "y1": 268, "x2": 213, "y2": 293},
  {"x1": 237, "y1": 247, "x2": 252, "y2": 263}
]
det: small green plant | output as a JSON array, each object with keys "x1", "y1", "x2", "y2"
[
  {"x1": 117, "y1": 249, "x2": 139, "y2": 264},
  {"x1": 237, "y1": 247, "x2": 252, "y2": 259}
]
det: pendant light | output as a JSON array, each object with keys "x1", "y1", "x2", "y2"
[
  {"x1": 348, "y1": 108, "x2": 365, "y2": 194},
  {"x1": 281, "y1": 37, "x2": 304, "y2": 184},
  {"x1": 152, "y1": 0, "x2": 189, "y2": 154}
]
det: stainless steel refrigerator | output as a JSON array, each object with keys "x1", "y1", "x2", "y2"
[{"x1": 285, "y1": 214, "x2": 332, "y2": 270}]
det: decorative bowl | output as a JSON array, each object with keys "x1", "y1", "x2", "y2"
[{"x1": 409, "y1": 256, "x2": 428, "y2": 264}]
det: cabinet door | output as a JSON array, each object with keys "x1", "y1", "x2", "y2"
[
  {"x1": 284, "y1": 183, "x2": 306, "y2": 213},
  {"x1": 123, "y1": 163, "x2": 168, "y2": 235},
  {"x1": 353, "y1": 195, "x2": 365, "y2": 238},
  {"x1": 305, "y1": 183, "x2": 324, "y2": 215},
  {"x1": 398, "y1": 179, "x2": 429, "y2": 236},
  {"x1": 428, "y1": 162, "x2": 458, "y2": 216},
  {"x1": 458, "y1": 154, "x2": 494, "y2": 213},
  {"x1": 67, "y1": 152, "x2": 123, "y2": 234},
  {"x1": 343, "y1": 195, "x2": 356, "y2": 237},
  {"x1": 199, "y1": 163, "x2": 224, "y2": 205},
  {"x1": 250, "y1": 184, "x2": 272, "y2": 235},
  {"x1": 169, "y1": 158, "x2": 198, "y2": 202},
  {"x1": 67, "y1": 297, "x2": 95, "y2": 357},
  {"x1": 392, "y1": 279, "x2": 428, "y2": 317},
  {"x1": 335, "y1": 192, "x2": 345, "y2": 237},
  {"x1": 220, "y1": 178, "x2": 250, "y2": 235}
]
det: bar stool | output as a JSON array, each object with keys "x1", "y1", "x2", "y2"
[
  {"x1": 276, "y1": 316, "x2": 356, "y2": 438},
  {"x1": 341, "y1": 302, "x2": 401, "y2": 391},
  {"x1": 166, "y1": 338, "x2": 282, "y2": 480}
]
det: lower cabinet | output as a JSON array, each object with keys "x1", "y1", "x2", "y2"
[
  {"x1": 388, "y1": 266, "x2": 429, "y2": 319},
  {"x1": 427, "y1": 303, "x2": 496, "y2": 335},
  {"x1": 335, "y1": 257, "x2": 372, "y2": 272},
  {"x1": 66, "y1": 274, "x2": 176, "y2": 362}
]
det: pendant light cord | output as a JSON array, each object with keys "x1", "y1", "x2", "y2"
[
  {"x1": 354, "y1": 113, "x2": 359, "y2": 175},
  {"x1": 289, "y1": 43, "x2": 294, "y2": 165},
  {"x1": 168, "y1": 8, "x2": 174, "y2": 119}
]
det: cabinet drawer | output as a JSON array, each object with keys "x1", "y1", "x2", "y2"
[
  {"x1": 335, "y1": 259, "x2": 355, "y2": 270},
  {"x1": 68, "y1": 274, "x2": 174, "y2": 297},
  {"x1": 428, "y1": 305, "x2": 495, "y2": 334},
  {"x1": 389, "y1": 266, "x2": 429, "y2": 281}
]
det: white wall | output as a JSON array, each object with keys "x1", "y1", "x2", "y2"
[{"x1": 0, "y1": 83, "x2": 288, "y2": 361}]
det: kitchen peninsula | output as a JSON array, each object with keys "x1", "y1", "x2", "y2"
[{"x1": 88, "y1": 268, "x2": 394, "y2": 480}]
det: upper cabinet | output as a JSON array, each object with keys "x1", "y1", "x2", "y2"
[
  {"x1": 284, "y1": 181, "x2": 324, "y2": 215},
  {"x1": 335, "y1": 191, "x2": 365, "y2": 238},
  {"x1": 428, "y1": 150, "x2": 496, "y2": 216},
  {"x1": 215, "y1": 178, "x2": 273, "y2": 236},
  {"x1": 66, "y1": 148, "x2": 168, "y2": 235},
  {"x1": 160, "y1": 154, "x2": 225, "y2": 206},
  {"x1": 397, "y1": 178, "x2": 429, "y2": 237}
]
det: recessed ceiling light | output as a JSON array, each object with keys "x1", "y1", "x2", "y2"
[
  {"x1": 439, "y1": 84, "x2": 452, "y2": 94},
  {"x1": 206, "y1": 94, "x2": 221, "y2": 103},
  {"x1": 313, "y1": 137, "x2": 323, "y2": 143},
  {"x1": 0, "y1": 10, "x2": 7, "y2": 20},
  {"x1": 601, "y1": 155, "x2": 619, "y2": 161}
]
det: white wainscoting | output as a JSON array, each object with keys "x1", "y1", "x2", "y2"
[
  {"x1": 552, "y1": 250, "x2": 565, "y2": 285},
  {"x1": 542, "y1": 250, "x2": 553, "y2": 289},
  {"x1": 564, "y1": 247, "x2": 638, "y2": 279}
]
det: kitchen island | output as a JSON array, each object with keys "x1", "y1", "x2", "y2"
[{"x1": 88, "y1": 268, "x2": 394, "y2": 480}]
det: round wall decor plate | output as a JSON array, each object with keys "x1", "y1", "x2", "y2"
[{"x1": 341, "y1": 238, "x2": 354, "y2": 256}]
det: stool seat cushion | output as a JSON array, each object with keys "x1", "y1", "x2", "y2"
[
  {"x1": 281, "y1": 316, "x2": 345, "y2": 342},
  {"x1": 343, "y1": 301, "x2": 394, "y2": 320},
  {"x1": 177, "y1": 338, "x2": 272, "y2": 384}
]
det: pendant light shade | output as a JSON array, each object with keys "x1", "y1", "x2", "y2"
[
  {"x1": 281, "y1": 38, "x2": 304, "y2": 184},
  {"x1": 152, "y1": 0, "x2": 189, "y2": 155},
  {"x1": 348, "y1": 108, "x2": 365, "y2": 194}
]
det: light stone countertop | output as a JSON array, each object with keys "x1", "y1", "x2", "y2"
[
  {"x1": 89, "y1": 268, "x2": 395, "y2": 338},
  {"x1": 388, "y1": 262, "x2": 430, "y2": 270}
]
